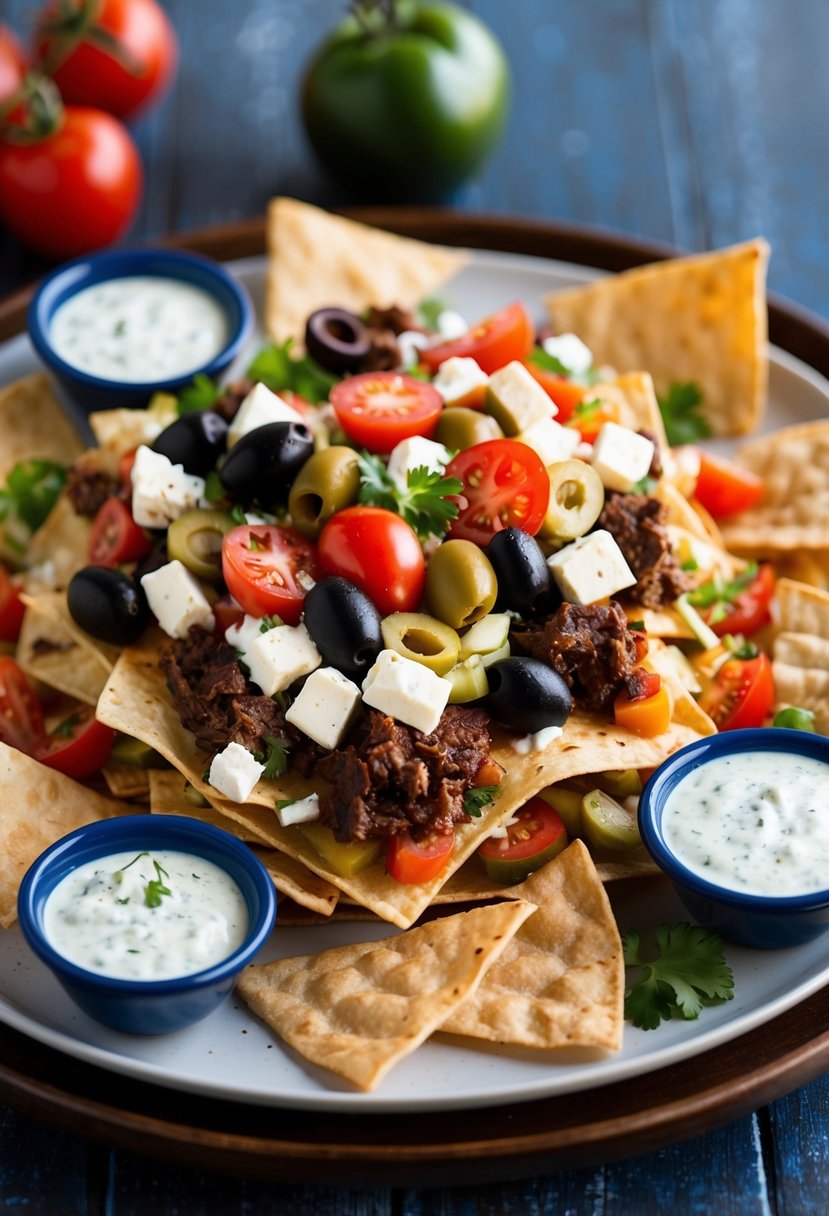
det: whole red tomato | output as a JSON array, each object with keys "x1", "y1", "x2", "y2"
[
  {"x1": 0, "y1": 25, "x2": 27, "y2": 105},
  {"x1": 0, "y1": 105, "x2": 142, "y2": 258},
  {"x1": 36, "y1": 0, "x2": 178, "y2": 120}
]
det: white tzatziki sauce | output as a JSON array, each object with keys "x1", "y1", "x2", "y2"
[
  {"x1": 43, "y1": 850, "x2": 249, "y2": 980},
  {"x1": 661, "y1": 750, "x2": 829, "y2": 897},
  {"x1": 49, "y1": 276, "x2": 229, "y2": 382}
]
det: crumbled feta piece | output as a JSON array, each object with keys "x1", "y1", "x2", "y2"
[
  {"x1": 225, "y1": 612, "x2": 269, "y2": 656},
  {"x1": 361, "y1": 649, "x2": 451, "y2": 735},
  {"x1": 516, "y1": 416, "x2": 581, "y2": 466},
  {"x1": 435, "y1": 309, "x2": 468, "y2": 341},
  {"x1": 208, "y1": 742, "x2": 265, "y2": 803},
  {"x1": 547, "y1": 529, "x2": 636, "y2": 604},
  {"x1": 397, "y1": 330, "x2": 431, "y2": 369},
  {"x1": 285, "y1": 666, "x2": 361, "y2": 749},
  {"x1": 140, "y1": 560, "x2": 214, "y2": 639},
  {"x1": 542, "y1": 332, "x2": 593, "y2": 376},
  {"x1": 486, "y1": 360, "x2": 551, "y2": 433},
  {"x1": 245, "y1": 623, "x2": 321, "y2": 696},
  {"x1": 386, "y1": 435, "x2": 450, "y2": 492},
  {"x1": 227, "y1": 382, "x2": 303, "y2": 447},
  {"x1": 488, "y1": 809, "x2": 520, "y2": 840},
  {"x1": 511, "y1": 725, "x2": 563, "y2": 754},
  {"x1": 432, "y1": 356, "x2": 489, "y2": 407},
  {"x1": 276, "y1": 793, "x2": 321, "y2": 828},
  {"x1": 130, "y1": 445, "x2": 205, "y2": 529},
  {"x1": 590, "y1": 421, "x2": 655, "y2": 491}
]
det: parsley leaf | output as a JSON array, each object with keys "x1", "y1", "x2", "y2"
[
  {"x1": 357, "y1": 452, "x2": 462, "y2": 539},
  {"x1": 51, "y1": 713, "x2": 80, "y2": 739},
  {"x1": 203, "y1": 470, "x2": 228, "y2": 504},
  {"x1": 623, "y1": 923, "x2": 734, "y2": 1030},
  {"x1": 527, "y1": 345, "x2": 569, "y2": 377},
  {"x1": 256, "y1": 735, "x2": 289, "y2": 780},
  {"x1": 144, "y1": 859, "x2": 172, "y2": 909},
  {"x1": 463, "y1": 785, "x2": 499, "y2": 817},
  {"x1": 259, "y1": 614, "x2": 283, "y2": 632},
  {"x1": 418, "y1": 297, "x2": 447, "y2": 330},
  {"x1": 247, "y1": 339, "x2": 338, "y2": 404},
  {"x1": 230, "y1": 503, "x2": 247, "y2": 526},
  {"x1": 177, "y1": 372, "x2": 221, "y2": 415},
  {"x1": 657, "y1": 381, "x2": 711, "y2": 446}
]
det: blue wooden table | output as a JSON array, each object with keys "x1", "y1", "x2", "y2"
[{"x1": 1, "y1": 1, "x2": 828, "y2": 1210}]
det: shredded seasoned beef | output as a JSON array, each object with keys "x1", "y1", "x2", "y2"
[
  {"x1": 65, "y1": 464, "x2": 119, "y2": 517},
  {"x1": 363, "y1": 305, "x2": 421, "y2": 335},
  {"x1": 597, "y1": 492, "x2": 691, "y2": 608},
  {"x1": 511, "y1": 600, "x2": 637, "y2": 713},
  {"x1": 361, "y1": 327, "x2": 401, "y2": 371},
  {"x1": 638, "y1": 429, "x2": 664, "y2": 480},
  {"x1": 315, "y1": 707, "x2": 493, "y2": 843}
]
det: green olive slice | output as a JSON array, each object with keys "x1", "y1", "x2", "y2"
[
  {"x1": 380, "y1": 612, "x2": 461, "y2": 675},
  {"x1": 446, "y1": 654, "x2": 489, "y2": 703},
  {"x1": 167, "y1": 509, "x2": 235, "y2": 582},
  {"x1": 425, "y1": 539, "x2": 498, "y2": 630},
  {"x1": 435, "y1": 407, "x2": 503, "y2": 451},
  {"x1": 288, "y1": 446, "x2": 360, "y2": 539},
  {"x1": 540, "y1": 459, "x2": 605, "y2": 543}
]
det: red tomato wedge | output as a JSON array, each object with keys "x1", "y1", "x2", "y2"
[
  {"x1": 699, "y1": 652, "x2": 774, "y2": 731},
  {"x1": 386, "y1": 830, "x2": 454, "y2": 884},
  {"x1": 477, "y1": 797, "x2": 568, "y2": 884},
  {"x1": 330, "y1": 372, "x2": 443, "y2": 454},
  {"x1": 705, "y1": 563, "x2": 776, "y2": 638},
  {"x1": 693, "y1": 450, "x2": 765, "y2": 518},
  {"x1": 446, "y1": 439, "x2": 550, "y2": 546},
  {"x1": 421, "y1": 302, "x2": 534, "y2": 376},
  {"x1": 89, "y1": 497, "x2": 152, "y2": 566},
  {"x1": 36, "y1": 709, "x2": 115, "y2": 779},
  {"x1": 0, "y1": 564, "x2": 25, "y2": 642},
  {"x1": 317, "y1": 506, "x2": 425, "y2": 617},
  {"x1": 212, "y1": 594, "x2": 245, "y2": 640},
  {"x1": 523, "y1": 361, "x2": 586, "y2": 422},
  {"x1": 221, "y1": 524, "x2": 319, "y2": 625},
  {"x1": 566, "y1": 396, "x2": 621, "y2": 444},
  {"x1": 0, "y1": 657, "x2": 46, "y2": 755}
]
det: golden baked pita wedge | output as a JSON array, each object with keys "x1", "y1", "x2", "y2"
[
  {"x1": 238, "y1": 899, "x2": 535, "y2": 1091},
  {"x1": 771, "y1": 579, "x2": 829, "y2": 733},
  {"x1": 546, "y1": 240, "x2": 769, "y2": 436},
  {"x1": 21, "y1": 495, "x2": 92, "y2": 594},
  {"x1": 441, "y1": 840, "x2": 623, "y2": 1050},
  {"x1": 0, "y1": 374, "x2": 84, "y2": 483},
  {"x1": 17, "y1": 594, "x2": 116, "y2": 704},
  {"x1": 266, "y1": 197, "x2": 467, "y2": 343}
]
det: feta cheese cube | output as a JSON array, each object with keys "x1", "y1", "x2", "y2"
[
  {"x1": 276, "y1": 793, "x2": 321, "y2": 828},
  {"x1": 225, "y1": 612, "x2": 269, "y2": 656},
  {"x1": 361, "y1": 649, "x2": 451, "y2": 735},
  {"x1": 140, "y1": 560, "x2": 214, "y2": 638},
  {"x1": 285, "y1": 666, "x2": 361, "y2": 749},
  {"x1": 227, "y1": 382, "x2": 303, "y2": 447},
  {"x1": 435, "y1": 309, "x2": 468, "y2": 340},
  {"x1": 486, "y1": 360, "x2": 551, "y2": 434},
  {"x1": 542, "y1": 332, "x2": 593, "y2": 376},
  {"x1": 208, "y1": 741, "x2": 265, "y2": 803},
  {"x1": 432, "y1": 356, "x2": 489, "y2": 407},
  {"x1": 547, "y1": 530, "x2": 636, "y2": 604},
  {"x1": 130, "y1": 445, "x2": 205, "y2": 529},
  {"x1": 590, "y1": 421, "x2": 655, "y2": 491},
  {"x1": 245, "y1": 623, "x2": 321, "y2": 696},
  {"x1": 397, "y1": 330, "x2": 431, "y2": 368},
  {"x1": 386, "y1": 435, "x2": 450, "y2": 492},
  {"x1": 516, "y1": 416, "x2": 581, "y2": 466}
]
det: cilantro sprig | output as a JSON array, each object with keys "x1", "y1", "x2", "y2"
[
  {"x1": 687, "y1": 561, "x2": 758, "y2": 623},
  {"x1": 526, "y1": 345, "x2": 599, "y2": 384},
  {"x1": 255, "y1": 735, "x2": 290, "y2": 780},
  {"x1": 623, "y1": 923, "x2": 734, "y2": 1030},
  {"x1": 357, "y1": 452, "x2": 462, "y2": 539},
  {"x1": 657, "y1": 381, "x2": 711, "y2": 446},
  {"x1": 463, "y1": 785, "x2": 499, "y2": 817},
  {"x1": 177, "y1": 373, "x2": 221, "y2": 415}
]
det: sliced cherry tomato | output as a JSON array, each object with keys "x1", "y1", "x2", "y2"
[
  {"x1": 566, "y1": 395, "x2": 621, "y2": 444},
  {"x1": 88, "y1": 497, "x2": 152, "y2": 567},
  {"x1": 118, "y1": 447, "x2": 138, "y2": 492},
  {"x1": 36, "y1": 708, "x2": 115, "y2": 779},
  {"x1": 421, "y1": 301, "x2": 534, "y2": 376},
  {"x1": 523, "y1": 361, "x2": 586, "y2": 422},
  {"x1": 699, "y1": 652, "x2": 774, "y2": 731},
  {"x1": 477, "y1": 796, "x2": 568, "y2": 884},
  {"x1": 386, "y1": 830, "x2": 454, "y2": 885},
  {"x1": 705, "y1": 563, "x2": 776, "y2": 638},
  {"x1": 317, "y1": 506, "x2": 425, "y2": 616},
  {"x1": 212, "y1": 594, "x2": 245, "y2": 640},
  {"x1": 693, "y1": 450, "x2": 765, "y2": 519},
  {"x1": 330, "y1": 372, "x2": 443, "y2": 454},
  {"x1": 446, "y1": 439, "x2": 549, "y2": 546},
  {"x1": 0, "y1": 564, "x2": 25, "y2": 642},
  {"x1": 221, "y1": 524, "x2": 319, "y2": 625},
  {"x1": 614, "y1": 682, "x2": 671, "y2": 738},
  {"x1": 0, "y1": 657, "x2": 45, "y2": 755}
]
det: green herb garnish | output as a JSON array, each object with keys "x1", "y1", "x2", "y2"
[
  {"x1": 177, "y1": 372, "x2": 221, "y2": 415},
  {"x1": 0, "y1": 458, "x2": 66, "y2": 535},
  {"x1": 623, "y1": 923, "x2": 734, "y2": 1030},
  {"x1": 51, "y1": 714, "x2": 79, "y2": 739},
  {"x1": 247, "y1": 339, "x2": 338, "y2": 404},
  {"x1": 687, "y1": 562, "x2": 758, "y2": 625},
  {"x1": 259, "y1": 614, "x2": 282, "y2": 632},
  {"x1": 463, "y1": 785, "x2": 499, "y2": 818},
  {"x1": 144, "y1": 859, "x2": 172, "y2": 908},
  {"x1": 656, "y1": 381, "x2": 711, "y2": 446},
  {"x1": 230, "y1": 503, "x2": 247, "y2": 526},
  {"x1": 630, "y1": 475, "x2": 657, "y2": 494},
  {"x1": 418, "y1": 297, "x2": 447, "y2": 330},
  {"x1": 255, "y1": 735, "x2": 289, "y2": 780},
  {"x1": 203, "y1": 471, "x2": 227, "y2": 504},
  {"x1": 357, "y1": 452, "x2": 462, "y2": 540},
  {"x1": 526, "y1": 345, "x2": 599, "y2": 384}
]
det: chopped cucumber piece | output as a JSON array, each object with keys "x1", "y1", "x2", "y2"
[
  {"x1": 446, "y1": 654, "x2": 489, "y2": 703},
  {"x1": 536, "y1": 785, "x2": 583, "y2": 836},
  {"x1": 580, "y1": 789, "x2": 642, "y2": 851},
  {"x1": 459, "y1": 612, "x2": 511, "y2": 660}
]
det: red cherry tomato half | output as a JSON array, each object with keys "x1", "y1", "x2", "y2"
[
  {"x1": 0, "y1": 657, "x2": 45, "y2": 755},
  {"x1": 477, "y1": 796, "x2": 568, "y2": 884},
  {"x1": 705, "y1": 563, "x2": 776, "y2": 638},
  {"x1": 36, "y1": 709, "x2": 115, "y2": 779},
  {"x1": 421, "y1": 302, "x2": 534, "y2": 376},
  {"x1": 212, "y1": 594, "x2": 245, "y2": 640},
  {"x1": 36, "y1": 0, "x2": 178, "y2": 120},
  {"x1": 566, "y1": 396, "x2": 621, "y2": 444},
  {"x1": 0, "y1": 106, "x2": 142, "y2": 260},
  {"x1": 330, "y1": 372, "x2": 443, "y2": 454},
  {"x1": 0, "y1": 564, "x2": 25, "y2": 642},
  {"x1": 693, "y1": 450, "x2": 765, "y2": 519},
  {"x1": 317, "y1": 506, "x2": 425, "y2": 617},
  {"x1": 699, "y1": 652, "x2": 774, "y2": 731},
  {"x1": 88, "y1": 497, "x2": 152, "y2": 566},
  {"x1": 118, "y1": 447, "x2": 138, "y2": 493},
  {"x1": 386, "y1": 830, "x2": 454, "y2": 885},
  {"x1": 522, "y1": 361, "x2": 586, "y2": 423},
  {"x1": 221, "y1": 524, "x2": 319, "y2": 625},
  {"x1": 445, "y1": 439, "x2": 550, "y2": 547}
]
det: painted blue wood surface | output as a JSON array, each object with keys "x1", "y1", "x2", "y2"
[{"x1": 0, "y1": 0, "x2": 828, "y2": 1210}]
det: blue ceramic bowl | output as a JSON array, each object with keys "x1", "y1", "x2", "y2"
[
  {"x1": 28, "y1": 249, "x2": 253, "y2": 413},
  {"x1": 17, "y1": 815, "x2": 276, "y2": 1035},
  {"x1": 639, "y1": 728, "x2": 829, "y2": 949}
]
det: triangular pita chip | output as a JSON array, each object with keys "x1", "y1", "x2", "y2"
[{"x1": 0, "y1": 374, "x2": 84, "y2": 483}]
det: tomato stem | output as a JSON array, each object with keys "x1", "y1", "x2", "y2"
[
  {"x1": 349, "y1": 0, "x2": 402, "y2": 39},
  {"x1": 0, "y1": 73, "x2": 63, "y2": 145},
  {"x1": 37, "y1": 0, "x2": 144, "y2": 79}
]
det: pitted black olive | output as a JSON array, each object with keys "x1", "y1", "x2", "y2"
[
  {"x1": 485, "y1": 656, "x2": 572, "y2": 734},
  {"x1": 305, "y1": 307, "x2": 371, "y2": 374},
  {"x1": 303, "y1": 576, "x2": 383, "y2": 683},
  {"x1": 67, "y1": 567, "x2": 150, "y2": 647},
  {"x1": 219, "y1": 421, "x2": 314, "y2": 506},
  {"x1": 151, "y1": 410, "x2": 228, "y2": 476},
  {"x1": 487, "y1": 527, "x2": 552, "y2": 615}
]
